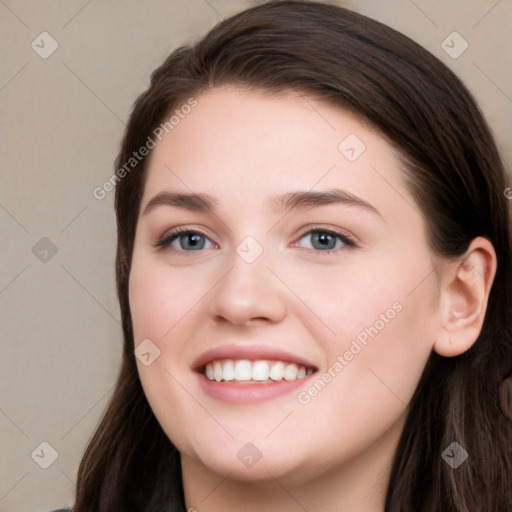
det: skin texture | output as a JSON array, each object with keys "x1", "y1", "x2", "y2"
[{"x1": 129, "y1": 87, "x2": 496, "y2": 511}]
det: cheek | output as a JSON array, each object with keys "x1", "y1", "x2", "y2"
[
  {"x1": 129, "y1": 258, "x2": 208, "y2": 343},
  {"x1": 129, "y1": 261, "x2": 204, "y2": 452},
  {"x1": 292, "y1": 274, "x2": 436, "y2": 464},
  {"x1": 281, "y1": 244, "x2": 436, "y2": 342},
  {"x1": 289, "y1": 246, "x2": 437, "y2": 397}
]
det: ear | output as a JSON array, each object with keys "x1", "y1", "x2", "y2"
[{"x1": 433, "y1": 237, "x2": 497, "y2": 357}]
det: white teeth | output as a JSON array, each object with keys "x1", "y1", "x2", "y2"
[
  {"x1": 252, "y1": 361, "x2": 269, "y2": 381},
  {"x1": 203, "y1": 359, "x2": 312, "y2": 383},
  {"x1": 269, "y1": 361, "x2": 284, "y2": 381},
  {"x1": 234, "y1": 360, "x2": 252, "y2": 381},
  {"x1": 283, "y1": 363, "x2": 298, "y2": 381},
  {"x1": 213, "y1": 361, "x2": 223, "y2": 382},
  {"x1": 223, "y1": 360, "x2": 235, "y2": 381}
]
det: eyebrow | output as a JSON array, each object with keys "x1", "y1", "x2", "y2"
[
  {"x1": 142, "y1": 192, "x2": 218, "y2": 216},
  {"x1": 268, "y1": 189, "x2": 383, "y2": 219},
  {"x1": 142, "y1": 188, "x2": 383, "y2": 220}
]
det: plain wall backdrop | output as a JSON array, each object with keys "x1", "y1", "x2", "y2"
[{"x1": 1, "y1": 0, "x2": 511, "y2": 510}]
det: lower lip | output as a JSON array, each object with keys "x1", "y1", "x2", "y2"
[{"x1": 196, "y1": 373, "x2": 316, "y2": 404}]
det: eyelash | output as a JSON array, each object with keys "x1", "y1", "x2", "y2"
[
  {"x1": 154, "y1": 227, "x2": 359, "y2": 254},
  {"x1": 294, "y1": 227, "x2": 358, "y2": 254},
  {"x1": 154, "y1": 227, "x2": 214, "y2": 252}
]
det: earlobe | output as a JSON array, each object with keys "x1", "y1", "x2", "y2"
[{"x1": 433, "y1": 237, "x2": 497, "y2": 358}]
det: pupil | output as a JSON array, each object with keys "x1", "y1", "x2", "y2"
[
  {"x1": 182, "y1": 233, "x2": 204, "y2": 250},
  {"x1": 313, "y1": 232, "x2": 335, "y2": 250}
]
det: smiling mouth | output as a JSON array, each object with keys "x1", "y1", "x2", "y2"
[{"x1": 202, "y1": 359, "x2": 316, "y2": 384}]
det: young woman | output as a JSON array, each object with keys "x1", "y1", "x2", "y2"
[{"x1": 66, "y1": 1, "x2": 512, "y2": 510}]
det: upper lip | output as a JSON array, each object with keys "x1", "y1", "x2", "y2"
[{"x1": 192, "y1": 344, "x2": 318, "y2": 372}]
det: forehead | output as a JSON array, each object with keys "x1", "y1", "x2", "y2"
[{"x1": 142, "y1": 87, "x2": 414, "y2": 221}]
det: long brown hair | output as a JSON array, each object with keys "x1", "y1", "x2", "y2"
[{"x1": 74, "y1": 1, "x2": 512, "y2": 510}]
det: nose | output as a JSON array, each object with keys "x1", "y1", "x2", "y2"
[{"x1": 208, "y1": 254, "x2": 287, "y2": 326}]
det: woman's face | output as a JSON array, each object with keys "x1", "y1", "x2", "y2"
[{"x1": 129, "y1": 87, "x2": 440, "y2": 483}]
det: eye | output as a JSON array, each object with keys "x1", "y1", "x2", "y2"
[
  {"x1": 155, "y1": 228, "x2": 216, "y2": 251},
  {"x1": 296, "y1": 229, "x2": 356, "y2": 252}
]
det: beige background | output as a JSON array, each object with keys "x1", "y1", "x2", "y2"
[{"x1": 1, "y1": 0, "x2": 510, "y2": 510}]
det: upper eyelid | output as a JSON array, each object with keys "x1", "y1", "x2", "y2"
[
  {"x1": 293, "y1": 230, "x2": 357, "y2": 249},
  {"x1": 158, "y1": 226, "x2": 214, "y2": 241},
  {"x1": 296, "y1": 226, "x2": 352, "y2": 238},
  {"x1": 157, "y1": 226, "x2": 352, "y2": 240},
  {"x1": 294, "y1": 225, "x2": 358, "y2": 244},
  {"x1": 155, "y1": 227, "x2": 215, "y2": 248}
]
